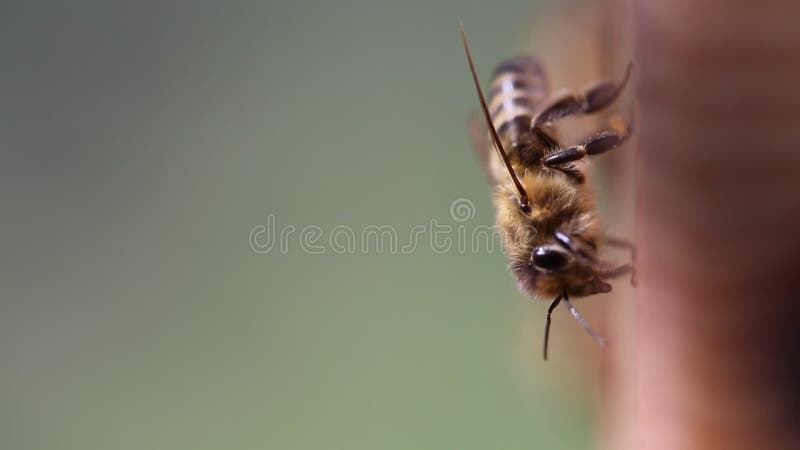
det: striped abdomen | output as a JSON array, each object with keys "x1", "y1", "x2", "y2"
[{"x1": 488, "y1": 56, "x2": 549, "y2": 153}]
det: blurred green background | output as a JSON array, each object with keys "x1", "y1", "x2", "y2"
[{"x1": 1, "y1": 1, "x2": 597, "y2": 449}]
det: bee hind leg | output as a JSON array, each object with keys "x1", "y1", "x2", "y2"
[{"x1": 531, "y1": 63, "x2": 633, "y2": 128}]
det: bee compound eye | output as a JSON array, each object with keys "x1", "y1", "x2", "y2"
[{"x1": 532, "y1": 247, "x2": 569, "y2": 271}]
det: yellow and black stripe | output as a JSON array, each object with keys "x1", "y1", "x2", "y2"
[{"x1": 488, "y1": 56, "x2": 549, "y2": 152}]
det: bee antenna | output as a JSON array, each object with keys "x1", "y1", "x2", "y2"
[
  {"x1": 543, "y1": 295, "x2": 562, "y2": 360},
  {"x1": 562, "y1": 292, "x2": 607, "y2": 347},
  {"x1": 459, "y1": 23, "x2": 530, "y2": 210}
]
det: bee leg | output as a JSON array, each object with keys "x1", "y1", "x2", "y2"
[
  {"x1": 543, "y1": 295, "x2": 563, "y2": 361},
  {"x1": 551, "y1": 165, "x2": 586, "y2": 184},
  {"x1": 531, "y1": 127, "x2": 586, "y2": 183},
  {"x1": 562, "y1": 291, "x2": 608, "y2": 347},
  {"x1": 532, "y1": 126, "x2": 560, "y2": 149},
  {"x1": 604, "y1": 235, "x2": 637, "y2": 264},
  {"x1": 531, "y1": 63, "x2": 632, "y2": 128},
  {"x1": 542, "y1": 126, "x2": 632, "y2": 167},
  {"x1": 599, "y1": 263, "x2": 637, "y2": 287}
]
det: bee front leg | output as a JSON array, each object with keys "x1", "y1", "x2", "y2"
[
  {"x1": 599, "y1": 263, "x2": 637, "y2": 287},
  {"x1": 604, "y1": 235, "x2": 637, "y2": 264}
]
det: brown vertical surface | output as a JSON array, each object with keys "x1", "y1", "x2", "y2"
[
  {"x1": 627, "y1": 1, "x2": 800, "y2": 449},
  {"x1": 596, "y1": 2, "x2": 637, "y2": 448}
]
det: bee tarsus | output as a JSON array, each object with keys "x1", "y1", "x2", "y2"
[
  {"x1": 543, "y1": 126, "x2": 632, "y2": 166},
  {"x1": 531, "y1": 63, "x2": 633, "y2": 129},
  {"x1": 604, "y1": 235, "x2": 637, "y2": 264}
]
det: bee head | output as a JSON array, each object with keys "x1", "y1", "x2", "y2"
[
  {"x1": 494, "y1": 176, "x2": 608, "y2": 299},
  {"x1": 509, "y1": 227, "x2": 611, "y2": 299},
  {"x1": 530, "y1": 231, "x2": 612, "y2": 295}
]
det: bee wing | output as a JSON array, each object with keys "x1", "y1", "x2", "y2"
[{"x1": 467, "y1": 111, "x2": 498, "y2": 185}]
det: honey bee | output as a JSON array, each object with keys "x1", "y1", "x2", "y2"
[{"x1": 460, "y1": 24, "x2": 636, "y2": 360}]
